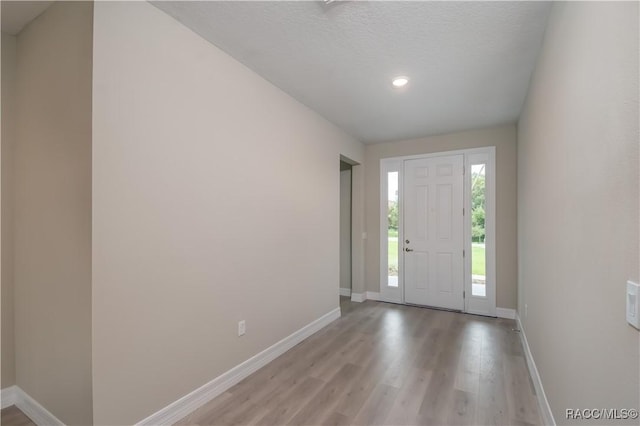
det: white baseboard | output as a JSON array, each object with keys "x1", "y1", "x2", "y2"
[
  {"x1": 136, "y1": 307, "x2": 341, "y2": 425},
  {"x1": 350, "y1": 292, "x2": 381, "y2": 303},
  {"x1": 350, "y1": 292, "x2": 365, "y2": 302},
  {"x1": 496, "y1": 307, "x2": 516, "y2": 319},
  {"x1": 1, "y1": 386, "x2": 65, "y2": 426},
  {"x1": 1, "y1": 385, "x2": 17, "y2": 409},
  {"x1": 366, "y1": 291, "x2": 381, "y2": 301},
  {"x1": 516, "y1": 314, "x2": 556, "y2": 426},
  {"x1": 339, "y1": 287, "x2": 351, "y2": 297},
  {"x1": 351, "y1": 296, "x2": 513, "y2": 317}
]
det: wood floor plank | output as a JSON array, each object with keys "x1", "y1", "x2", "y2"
[
  {"x1": 332, "y1": 341, "x2": 397, "y2": 419},
  {"x1": 505, "y1": 354, "x2": 541, "y2": 425},
  {"x1": 222, "y1": 370, "x2": 321, "y2": 425},
  {"x1": 414, "y1": 326, "x2": 445, "y2": 370},
  {"x1": 1, "y1": 406, "x2": 36, "y2": 426},
  {"x1": 255, "y1": 376, "x2": 325, "y2": 426},
  {"x1": 416, "y1": 361, "x2": 456, "y2": 422},
  {"x1": 319, "y1": 411, "x2": 350, "y2": 426},
  {"x1": 385, "y1": 368, "x2": 433, "y2": 425},
  {"x1": 447, "y1": 389, "x2": 477, "y2": 426},
  {"x1": 476, "y1": 323, "x2": 513, "y2": 426},
  {"x1": 380, "y1": 336, "x2": 425, "y2": 389},
  {"x1": 222, "y1": 402, "x2": 271, "y2": 426},
  {"x1": 454, "y1": 323, "x2": 482, "y2": 394},
  {"x1": 416, "y1": 318, "x2": 467, "y2": 424},
  {"x1": 351, "y1": 383, "x2": 399, "y2": 425},
  {"x1": 306, "y1": 331, "x2": 367, "y2": 379},
  {"x1": 287, "y1": 363, "x2": 360, "y2": 426},
  {"x1": 174, "y1": 300, "x2": 541, "y2": 426}
]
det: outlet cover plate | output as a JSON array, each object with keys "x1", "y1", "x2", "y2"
[{"x1": 627, "y1": 281, "x2": 639, "y2": 329}]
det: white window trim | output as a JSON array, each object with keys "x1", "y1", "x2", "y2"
[
  {"x1": 379, "y1": 159, "x2": 403, "y2": 304},
  {"x1": 464, "y1": 149, "x2": 496, "y2": 316}
]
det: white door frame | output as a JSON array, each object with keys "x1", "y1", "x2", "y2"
[
  {"x1": 379, "y1": 147, "x2": 496, "y2": 316},
  {"x1": 380, "y1": 159, "x2": 404, "y2": 304}
]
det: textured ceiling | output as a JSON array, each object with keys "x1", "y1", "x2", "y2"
[
  {"x1": 154, "y1": 1, "x2": 552, "y2": 144},
  {"x1": 1, "y1": 1, "x2": 53, "y2": 35}
]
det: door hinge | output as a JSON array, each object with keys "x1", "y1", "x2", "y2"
[
  {"x1": 463, "y1": 207, "x2": 465, "y2": 216},
  {"x1": 463, "y1": 290, "x2": 466, "y2": 298},
  {"x1": 463, "y1": 249, "x2": 465, "y2": 257}
]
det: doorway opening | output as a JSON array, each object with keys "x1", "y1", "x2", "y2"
[
  {"x1": 379, "y1": 147, "x2": 496, "y2": 316},
  {"x1": 339, "y1": 160, "x2": 352, "y2": 300}
]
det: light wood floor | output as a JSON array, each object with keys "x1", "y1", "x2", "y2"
[
  {"x1": 1, "y1": 406, "x2": 36, "y2": 426},
  {"x1": 177, "y1": 298, "x2": 540, "y2": 426}
]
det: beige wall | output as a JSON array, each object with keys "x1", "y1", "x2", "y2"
[
  {"x1": 340, "y1": 169, "x2": 352, "y2": 291},
  {"x1": 1, "y1": 33, "x2": 17, "y2": 389},
  {"x1": 364, "y1": 124, "x2": 518, "y2": 309},
  {"x1": 91, "y1": 2, "x2": 363, "y2": 424},
  {"x1": 13, "y1": 2, "x2": 93, "y2": 424},
  {"x1": 518, "y1": 1, "x2": 639, "y2": 423}
]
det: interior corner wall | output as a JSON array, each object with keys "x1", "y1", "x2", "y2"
[
  {"x1": 350, "y1": 163, "x2": 366, "y2": 297},
  {"x1": 363, "y1": 124, "x2": 518, "y2": 309},
  {"x1": 91, "y1": 2, "x2": 363, "y2": 424},
  {"x1": 13, "y1": 2, "x2": 93, "y2": 424},
  {"x1": 1, "y1": 32, "x2": 17, "y2": 389},
  {"x1": 517, "y1": 1, "x2": 639, "y2": 423},
  {"x1": 340, "y1": 169, "x2": 352, "y2": 292}
]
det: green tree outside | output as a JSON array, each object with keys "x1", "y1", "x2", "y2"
[
  {"x1": 471, "y1": 171, "x2": 485, "y2": 242},
  {"x1": 388, "y1": 201, "x2": 398, "y2": 231}
]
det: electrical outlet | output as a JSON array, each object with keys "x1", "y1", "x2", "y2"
[
  {"x1": 238, "y1": 320, "x2": 246, "y2": 336},
  {"x1": 627, "y1": 281, "x2": 639, "y2": 329}
]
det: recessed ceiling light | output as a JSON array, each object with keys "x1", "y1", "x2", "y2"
[{"x1": 392, "y1": 76, "x2": 409, "y2": 88}]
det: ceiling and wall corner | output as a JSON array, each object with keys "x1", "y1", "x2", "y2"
[
  {"x1": 152, "y1": 1, "x2": 552, "y2": 144},
  {"x1": 3, "y1": 2, "x2": 552, "y2": 145}
]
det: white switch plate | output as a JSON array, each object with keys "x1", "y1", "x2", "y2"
[
  {"x1": 626, "y1": 281, "x2": 639, "y2": 330},
  {"x1": 238, "y1": 320, "x2": 246, "y2": 336}
]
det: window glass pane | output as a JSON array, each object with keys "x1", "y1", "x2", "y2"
[
  {"x1": 471, "y1": 164, "x2": 486, "y2": 297},
  {"x1": 387, "y1": 172, "x2": 399, "y2": 287}
]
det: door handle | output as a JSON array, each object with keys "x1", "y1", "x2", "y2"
[{"x1": 405, "y1": 248, "x2": 414, "y2": 252}]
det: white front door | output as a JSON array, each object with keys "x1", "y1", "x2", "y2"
[{"x1": 403, "y1": 155, "x2": 464, "y2": 310}]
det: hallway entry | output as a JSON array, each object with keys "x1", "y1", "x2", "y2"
[{"x1": 339, "y1": 160, "x2": 352, "y2": 297}]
